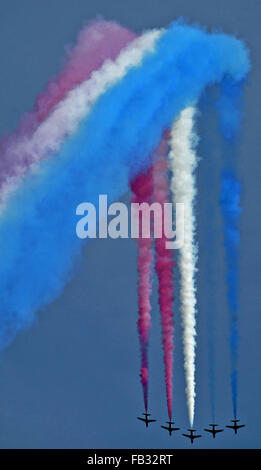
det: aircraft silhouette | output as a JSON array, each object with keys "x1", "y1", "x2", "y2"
[
  {"x1": 182, "y1": 429, "x2": 202, "y2": 444},
  {"x1": 161, "y1": 421, "x2": 180, "y2": 436},
  {"x1": 226, "y1": 419, "x2": 245, "y2": 435},
  {"x1": 137, "y1": 412, "x2": 156, "y2": 428},
  {"x1": 204, "y1": 424, "x2": 224, "y2": 438}
]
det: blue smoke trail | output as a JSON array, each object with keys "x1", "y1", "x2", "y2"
[
  {"x1": 220, "y1": 172, "x2": 241, "y2": 419},
  {"x1": 199, "y1": 90, "x2": 219, "y2": 422},
  {"x1": 0, "y1": 22, "x2": 250, "y2": 349},
  {"x1": 218, "y1": 77, "x2": 248, "y2": 418},
  {"x1": 205, "y1": 167, "x2": 218, "y2": 424}
]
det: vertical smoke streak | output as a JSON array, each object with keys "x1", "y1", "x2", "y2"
[
  {"x1": 204, "y1": 178, "x2": 217, "y2": 423},
  {"x1": 220, "y1": 172, "x2": 241, "y2": 419},
  {"x1": 218, "y1": 78, "x2": 245, "y2": 419},
  {"x1": 169, "y1": 107, "x2": 198, "y2": 426},
  {"x1": 199, "y1": 92, "x2": 218, "y2": 423},
  {"x1": 153, "y1": 144, "x2": 175, "y2": 420},
  {"x1": 131, "y1": 168, "x2": 154, "y2": 412}
]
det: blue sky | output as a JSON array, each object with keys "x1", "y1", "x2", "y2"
[{"x1": 0, "y1": 0, "x2": 260, "y2": 449}]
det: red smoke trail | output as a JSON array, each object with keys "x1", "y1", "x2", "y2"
[
  {"x1": 153, "y1": 142, "x2": 175, "y2": 420},
  {"x1": 0, "y1": 21, "x2": 135, "y2": 151},
  {"x1": 18, "y1": 21, "x2": 135, "y2": 133},
  {"x1": 130, "y1": 167, "x2": 154, "y2": 412}
]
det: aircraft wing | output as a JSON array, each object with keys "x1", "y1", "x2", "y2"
[
  {"x1": 137, "y1": 417, "x2": 146, "y2": 422},
  {"x1": 182, "y1": 434, "x2": 190, "y2": 438},
  {"x1": 161, "y1": 425, "x2": 169, "y2": 430},
  {"x1": 204, "y1": 429, "x2": 211, "y2": 433},
  {"x1": 148, "y1": 419, "x2": 156, "y2": 423},
  {"x1": 194, "y1": 435, "x2": 202, "y2": 438},
  {"x1": 216, "y1": 429, "x2": 224, "y2": 433},
  {"x1": 226, "y1": 425, "x2": 234, "y2": 429}
]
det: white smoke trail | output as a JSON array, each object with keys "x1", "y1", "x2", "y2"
[
  {"x1": 23, "y1": 30, "x2": 163, "y2": 159},
  {"x1": 5, "y1": 29, "x2": 163, "y2": 164},
  {"x1": 1, "y1": 30, "x2": 163, "y2": 203},
  {"x1": 168, "y1": 107, "x2": 198, "y2": 426}
]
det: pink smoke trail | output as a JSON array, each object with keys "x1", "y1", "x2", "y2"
[
  {"x1": 130, "y1": 167, "x2": 154, "y2": 412},
  {"x1": 19, "y1": 20, "x2": 136, "y2": 133},
  {"x1": 11, "y1": 21, "x2": 135, "y2": 134},
  {"x1": 0, "y1": 20, "x2": 135, "y2": 173},
  {"x1": 153, "y1": 141, "x2": 175, "y2": 420}
]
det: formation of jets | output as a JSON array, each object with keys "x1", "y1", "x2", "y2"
[{"x1": 137, "y1": 413, "x2": 245, "y2": 443}]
